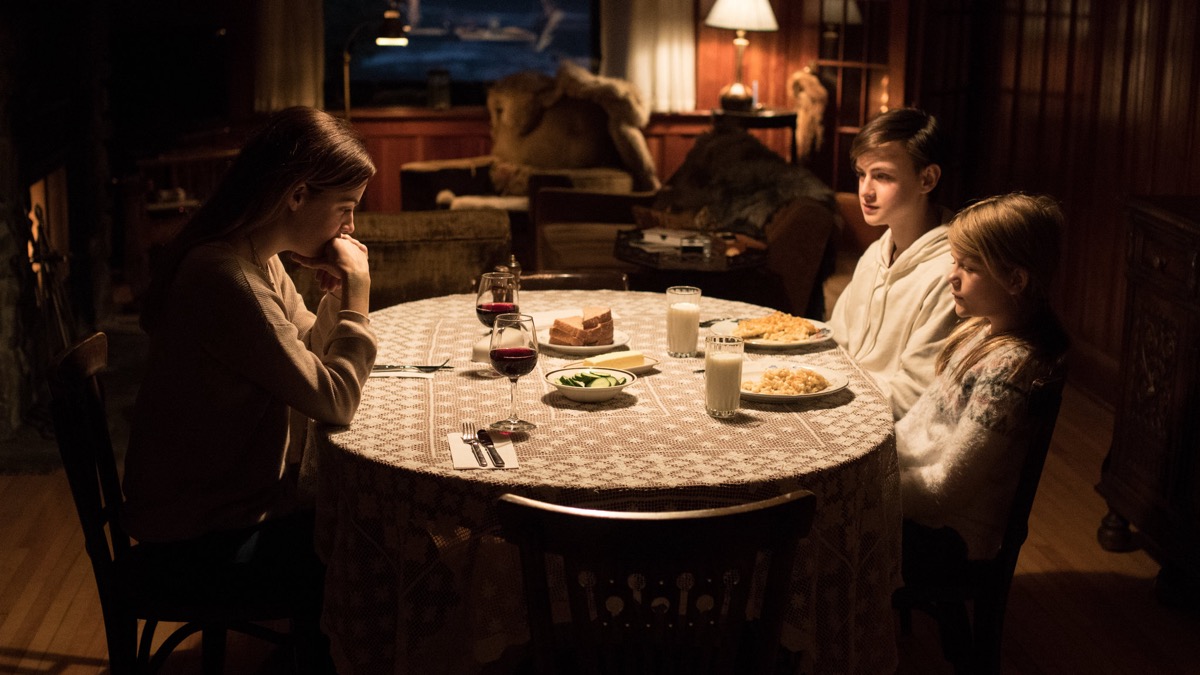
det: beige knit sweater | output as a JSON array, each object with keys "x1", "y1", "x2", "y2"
[{"x1": 121, "y1": 242, "x2": 377, "y2": 542}]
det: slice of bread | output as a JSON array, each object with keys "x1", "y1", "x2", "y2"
[
  {"x1": 551, "y1": 307, "x2": 615, "y2": 346},
  {"x1": 549, "y1": 316, "x2": 587, "y2": 345},
  {"x1": 582, "y1": 306, "x2": 612, "y2": 329},
  {"x1": 582, "y1": 322, "x2": 613, "y2": 346}
]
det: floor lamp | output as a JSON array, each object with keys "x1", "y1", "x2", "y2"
[
  {"x1": 704, "y1": 0, "x2": 778, "y2": 112},
  {"x1": 343, "y1": 8, "x2": 410, "y2": 121}
]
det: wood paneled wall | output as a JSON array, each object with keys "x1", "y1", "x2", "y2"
[{"x1": 909, "y1": 0, "x2": 1200, "y2": 403}]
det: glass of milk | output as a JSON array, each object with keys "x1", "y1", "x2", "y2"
[
  {"x1": 704, "y1": 335, "x2": 743, "y2": 418},
  {"x1": 666, "y1": 286, "x2": 701, "y2": 357}
]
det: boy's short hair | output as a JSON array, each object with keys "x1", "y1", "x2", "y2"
[{"x1": 850, "y1": 108, "x2": 942, "y2": 170}]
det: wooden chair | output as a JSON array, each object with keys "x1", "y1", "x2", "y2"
[
  {"x1": 891, "y1": 369, "x2": 1069, "y2": 675},
  {"x1": 48, "y1": 332, "x2": 305, "y2": 674},
  {"x1": 519, "y1": 270, "x2": 630, "y2": 291},
  {"x1": 496, "y1": 490, "x2": 817, "y2": 675}
]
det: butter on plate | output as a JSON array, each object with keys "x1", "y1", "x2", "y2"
[{"x1": 581, "y1": 350, "x2": 645, "y2": 370}]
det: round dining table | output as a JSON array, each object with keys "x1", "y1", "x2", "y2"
[{"x1": 313, "y1": 289, "x2": 901, "y2": 675}]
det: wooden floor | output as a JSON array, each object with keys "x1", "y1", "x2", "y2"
[{"x1": 2, "y1": 329, "x2": 1199, "y2": 673}]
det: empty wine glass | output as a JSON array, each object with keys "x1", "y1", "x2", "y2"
[
  {"x1": 489, "y1": 313, "x2": 539, "y2": 432},
  {"x1": 475, "y1": 272, "x2": 519, "y2": 330}
]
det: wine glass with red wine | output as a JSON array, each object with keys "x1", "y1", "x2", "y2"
[
  {"x1": 475, "y1": 272, "x2": 519, "y2": 329},
  {"x1": 489, "y1": 313, "x2": 539, "y2": 432}
]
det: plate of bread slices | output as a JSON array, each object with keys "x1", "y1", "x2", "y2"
[
  {"x1": 564, "y1": 350, "x2": 660, "y2": 375},
  {"x1": 537, "y1": 306, "x2": 630, "y2": 355},
  {"x1": 710, "y1": 311, "x2": 833, "y2": 348}
]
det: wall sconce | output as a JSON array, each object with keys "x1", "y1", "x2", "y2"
[
  {"x1": 705, "y1": 0, "x2": 778, "y2": 112},
  {"x1": 343, "y1": 6, "x2": 410, "y2": 121}
]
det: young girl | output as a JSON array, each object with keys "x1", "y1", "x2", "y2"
[
  {"x1": 122, "y1": 106, "x2": 378, "y2": 546},
  {"x1": 828, "y1": 108, "x2": 960, "y2": 419},
  {"x1": 896, "y1": 193, "x2": 1070, "y2": 564}
]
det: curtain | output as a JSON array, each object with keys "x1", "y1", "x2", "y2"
[
  {"x1": 255, "y1": 0, "x2": 324, "y2": 112},
  {"x1": 602, "y1": 0, "x2": 696, "y2": 113}
]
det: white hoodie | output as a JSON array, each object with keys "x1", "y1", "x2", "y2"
[{"x1": 828, "y1": 225, "x2": 959, "y2": 419}]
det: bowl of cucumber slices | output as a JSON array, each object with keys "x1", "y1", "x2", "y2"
[{"x1": 545, "y1": 367, "x2": 637, "y2": 403}]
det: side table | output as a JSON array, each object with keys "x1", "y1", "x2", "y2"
[
  {"x1": 613, "y1": 229, "x2": 790, "y2": 312},
  {"x1": 712, "y1": 108, "x2": 799, "y2": 164}
]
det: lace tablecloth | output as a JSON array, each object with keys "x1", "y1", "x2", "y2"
[{"x1": 314, "y1": 290, "x2": 900, "y2": 675}]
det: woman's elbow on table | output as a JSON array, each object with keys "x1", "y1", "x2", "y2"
[{"x1": 301, "y1": 375, "x2": 367, "y2": 427}]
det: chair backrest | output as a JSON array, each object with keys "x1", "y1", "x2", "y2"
[
  {"x1": 519, "y1": 271, "x2": 629, "y2": 291},
  {"x1": 47, "y1": 332, "x2": 131, "y2": 600},
  {"x1": 764, "y1": 195, "x2": 839, "y2": 318},
  {"x1": 496, "y1": 490, "x2": 817, "y2": 675},
  {"x1": 994, "y1": 366, "x2": 1068, "y2": 575},
  {"x1": 835, "y1": 191, "x2": 882, "y2": 254}
]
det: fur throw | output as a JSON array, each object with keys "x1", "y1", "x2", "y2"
[
  {"x1": 788, "y1": 67, "x2": 828, "y2": 162},
  {"x1": 654, "y1": 126, "x2": 835, "y2": 238},
  {"x1": 486, "y1": 62, "x2": 659, "y2": 195},
  {"x1": 555, "y1": 60, "x2": 650, "y2": 128},
  {"x1": 488, "y1": 70, "x2": 617, "y2": 170}
]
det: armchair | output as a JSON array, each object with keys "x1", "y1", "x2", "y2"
[{"x1": 399, "y1": 62, "x2": 660, "y2": 267}]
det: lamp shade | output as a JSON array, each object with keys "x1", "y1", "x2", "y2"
[
  {"x1": 705, "y1": 0, "x2": 778, "y2": 32},
  {"x1": 822, "y1": 0, "x2": 863, "y2": 25},
  {"x1": 375, "y1": 8, "x2": 410, "y2": 46}
]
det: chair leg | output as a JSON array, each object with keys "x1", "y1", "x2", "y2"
[
  {"x1": 930, "y1": 600, "x2": 972, "y2": 673},
  {"x1": 897, "y1": 605, "x2": 913, "y2": 636},
  {"x1": 970, "y1": 592, "x2": 1008, "y2": 675},
  {"x1": 201, "y1": 625, "x2": 227, "y2": 675},
  {"x1": 103, "y1": 611, "x2": 139, "y2": 675},
  {"x1": 291, "y1": 616, "x2": 336, "y2": 675}
]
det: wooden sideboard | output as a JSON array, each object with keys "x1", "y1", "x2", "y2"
[{"x1": 1096, "y1": 196, "x2": 1200, "y2": 606}]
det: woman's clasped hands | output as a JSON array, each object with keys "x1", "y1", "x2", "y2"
[{"x1": 292, "y1": 233, "x2": 370, "y2": 296}]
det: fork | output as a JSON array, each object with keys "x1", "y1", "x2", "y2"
[
  {"x1": 373, "y1": 358, "x2": 452, "y2": 373},
  {"x1": 461, "y1": 421, "x2": 488, "y2": 467}
]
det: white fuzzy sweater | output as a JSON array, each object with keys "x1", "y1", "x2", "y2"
[{"x1": 896, "y1": 330, "x2": 1047, "y2": 559}]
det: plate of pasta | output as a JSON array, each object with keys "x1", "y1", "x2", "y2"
[
  {"x1": 710, "y1": 312, "x2": 833, "y2": 348},
  {"x1": 739, "y1": 361, "x2": 849, "y2": 402}
]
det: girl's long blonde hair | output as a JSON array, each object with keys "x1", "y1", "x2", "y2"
[{"x1": 937, "y1": 193, "x2": 1070, "y2": 383}]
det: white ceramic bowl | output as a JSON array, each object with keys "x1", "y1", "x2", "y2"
[{"x1": 545, "y1": 367, "x2": 637, "y2": 403}]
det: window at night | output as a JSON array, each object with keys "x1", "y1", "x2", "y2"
[{"x1": 326, "y1": 0, "x2": 600, "y2": 109}]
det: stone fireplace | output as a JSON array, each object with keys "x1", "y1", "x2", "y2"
[{"x1": 0, "y1": 4, "x2": 113, "y2": 459}]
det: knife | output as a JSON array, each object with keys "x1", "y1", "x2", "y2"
[
  {"x1": 699, "y1": 317, "x2": 745, "y2": 328},
  {"x1": 476, "y1": 429, "x2": 505, "y2": 468}
]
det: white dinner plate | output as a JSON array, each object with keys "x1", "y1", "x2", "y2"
[
  {"x1": 738, "y1": 361, "x2": 850, "y2": 402},
  {"x1": 710, "y1": 318, "x2": 833, "y2": 348},
  {"x1": 563, "y1": 354, "x2": 661, "y2": 375},
  {"x1": 537, "y1": 329, "x2": 631, "y2": 356}
]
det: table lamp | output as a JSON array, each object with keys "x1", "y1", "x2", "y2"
[
  {"x1": 705, "y1": 0, "x2": 778, "y2": 112},
  {"x1": 821, "y1": 0, "x2": 863, "y2": 52},
  {"x1": 343, "y1": 7, "x2": 410, "y2": 121}
]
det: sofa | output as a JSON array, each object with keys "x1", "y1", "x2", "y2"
[{"x1": 286, "y1": 209, "x2": 511, "y2": 310}]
